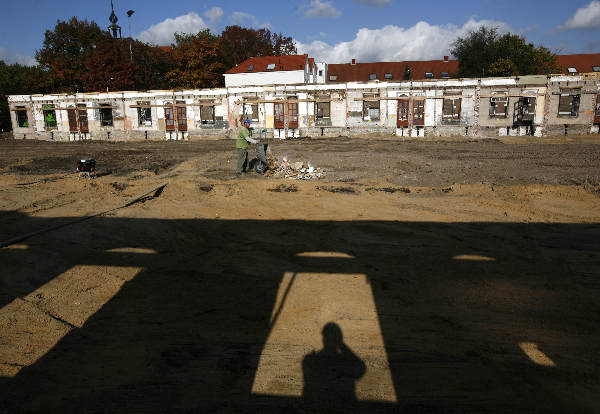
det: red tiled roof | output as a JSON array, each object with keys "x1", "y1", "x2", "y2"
[
  {"x1": 327, "y1": 59, "x2": 459, "y2": 82},
  {"x1": 225, "y1": 54, "x2": 309, "y2": 74},
  {"x1": 556, "y1": 53, "x2": 600, "y2": 74}
]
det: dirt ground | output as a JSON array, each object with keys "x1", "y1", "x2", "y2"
[{"x1": 1, "y1": 136, "x2": 600, "y2": 413}]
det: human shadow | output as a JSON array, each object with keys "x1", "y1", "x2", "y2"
[{"x1": 302, "y1": 322, "x2": 366, "y2": 408}]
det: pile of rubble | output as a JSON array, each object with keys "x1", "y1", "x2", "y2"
[{"x1": 265, "y1": 156, "x2": 326, "y2": 180}]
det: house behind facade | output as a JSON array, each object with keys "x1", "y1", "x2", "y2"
[{"x1": 223, "y1": 54, "x2": 327, "y2": 87}]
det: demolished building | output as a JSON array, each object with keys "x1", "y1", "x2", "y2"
[{"x1": 8, "y1": 69, "x2": 600, "y2": 140}]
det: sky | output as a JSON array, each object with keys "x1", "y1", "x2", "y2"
[{"x1": 1, "y1": 0, "x2": 599, "y2": 66}]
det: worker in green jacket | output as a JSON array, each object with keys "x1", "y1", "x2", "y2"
[{"x1": 236, "y1": 119, "x2": 258, "y2": 174}]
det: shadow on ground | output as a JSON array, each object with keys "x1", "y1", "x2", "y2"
[{"x1": 1, "y1": 212, "x2": 599, "y2": 413}]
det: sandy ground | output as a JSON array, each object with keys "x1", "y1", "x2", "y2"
[{"x1": 1, "y1": 137, "x2": 600, "y2": 413}]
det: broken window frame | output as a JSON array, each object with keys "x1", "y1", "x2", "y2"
[
  {"x1": 243, "y1": 103, "x2": 259, "y2": 122},
  {"x1": 42, "y1": 105, "x2": 57, "y2": 129},
  {"x1": 15, "y1": 106, "x2": 28, "y2": 127},
  {"x1": 489, "y1": 96, "x2": 509, "y2": 119},
  {"x1": 315, "y1": 101, "x2": 330, "y2": 121},
  {"x1": 362, "y1": 93, "x2": 380, "y2": 121},
  {"x1": 99, "y1": 103, "x2": 114, "y2": 127},
  {"x1": 442, "y1": 97, "x2": 462, "y2": 121},
  {"x1": 137, "y1": 101, "x2": 152, "y2": 127},
  {"x1": 558, "y1": 93, "x2": 580, "y2": 118},
  {"x1": 200, "y1": 105, "x2": 216, "y2": 125}
]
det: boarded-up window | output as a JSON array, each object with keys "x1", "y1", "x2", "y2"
[
  {"x1": 443, "y1": 98, "x2": 461, "y2": 120},
  {"x1": 489, "y1": 96, "x2": 508, "y2": 118},
  {"x1": 363, "y1": 93, "x2": 380, "y2": 121},
  {"x1": 137, "y1": 101, "x2": 152, "y2": 126},
  {"x1": 316, "y1": 101, "x2": 330, "y2": 120},
  {"x1": 558, "y1": 93, "x2": 580, "y2": 117},
  {"x1": 201, "y1": 105, "x2": 215, "y2": 124},
  {"x1": 100, "y1": 104, "x2": 113, "y2": 127},
  {"x1": 244, "y1": 103, "x2": 259, "y2": 122},
  {"x1": 43, "y1": 105, "x2": 57, "y2": 128},
  {"x1": 16, "y1": 107, "x2": 28, "y2": 127}
]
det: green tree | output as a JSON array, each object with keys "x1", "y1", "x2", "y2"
[{"x1": 451, "y1": 27, "x2": 559, "y2": 78}]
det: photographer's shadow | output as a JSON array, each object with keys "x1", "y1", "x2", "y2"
[{"x1": 302, "y1": 322, "x2": 366, "y2": 407}]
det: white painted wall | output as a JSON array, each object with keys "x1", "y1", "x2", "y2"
[{"x1": 224, "y1": 70, "x2": 305, "y2": 87}]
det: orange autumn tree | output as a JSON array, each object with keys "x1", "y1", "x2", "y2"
[{"x1": 166, "y1": 30, "x2": 226, "y2": 89}]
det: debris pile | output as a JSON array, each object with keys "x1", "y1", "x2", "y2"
[{"x1": 265, "y1": 156, "x2": 326, "y2": 180}]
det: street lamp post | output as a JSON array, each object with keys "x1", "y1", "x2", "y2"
[{"x1": 127, "y1": 10, "x2": 135, "y2": 62}]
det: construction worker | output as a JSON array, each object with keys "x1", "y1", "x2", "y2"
[{"x1": 236, "y1": 119, "x2": 258, "y2": 174}]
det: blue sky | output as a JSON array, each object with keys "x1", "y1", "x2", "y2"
[{"x1": 1, "y1": 0, "x2": 599, "y2": 65}]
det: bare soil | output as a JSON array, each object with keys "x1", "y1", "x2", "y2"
[{"x1": 1, "y1": 136, "x2": 599, "y2": 413}]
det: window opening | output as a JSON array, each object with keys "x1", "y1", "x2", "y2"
[
  {"x1": 137, "y1": 101, "x2": 152, "y2": 126},
  {"x1": 243, "y1": 103, "x2": 259, "y2": 122},
  {"x1": 425, "y1": 72, "x2": 434, "y2": 79},
  {"x1": 16, "y1": 106, "x2": 28, "y2": 127},
  {"x1": 248, "y1": 65, "x2": 254, "y2": 71},
  {"x1": 266, "y1": 63, "x2": 276, "y2": 70},
  {"x1": 558, "y1": 92, "x2": 580, "y2": 117},
  {"x1": 316, "y1": 101, "x2": 330, "y2": 121},
  {"x1": 567, "y1": 67, "x2": 578, "y2": 74},
  {"x1": 329, "y1": 74, "x2": 338, "y2": 81},
  {"x1": 42, "y1": 105, "x2": 57, "y2": 128},
  {"x1": 100, "y1": 103, "x2": 113, "y2": 127},
  {"x1": 369, "y1": 73, "x2": 377, "y2": 80},
  {"x1": 384, "y1": 73, "x2": 392, "y2": 80},
  {"x1": 318, "y1": 70, "x2": 323, "y2": 76},
  {"x1": 593, "y1": 66, "x2": 600, "y2": 72},
  {"x1": 200, "y1": 105, "x2": 216, "y2": 125},
  {"x1": 443, "y1": 97, "x2": 461, "y2": 121},
  {"x1": 441, "y1": 72, "x2": 450, "y2": 79},
  {"x1": 362, "y1": 93, "x2": 380, "y2": 121},
  {"x1": 489, "y1": 96, "x2": 508, "y2": 118}
]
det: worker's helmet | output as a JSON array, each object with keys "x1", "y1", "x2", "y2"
[{"x1": 244, "y1": 119, "x2": 251, "y2": 125}]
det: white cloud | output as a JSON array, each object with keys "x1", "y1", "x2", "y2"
[
  {"x1": 559, "y1": 1, "x2": 600, "y2": 30},
  {"x1": 302, "y1": 0, "x2": 342, "y2": 18},
  {"x1": 354, "y1": 0, "x2": 391, "y2": 6},
  {"x1": 204, "y1": 6, "x2": 223, "y2": 26},
  {"x1": 296, "y1": 18, "x2": 511, "y2": 63},
  {"x1": 0, "y1": 47, "x2": 36, "y2": 66},
  {"x1": 137, "y1": 12, "x2": 208, "y2": 45},
  {"x1": 231, "y1": 11, "x2": 271, "y2": 29}
]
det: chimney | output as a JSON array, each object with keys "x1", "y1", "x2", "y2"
[
  {"x1": 351, "y1": 58, "x2": 356, "y2": 65},
  {"x1": 443, "y1": 56, "x2": 449, "y2": 62}
]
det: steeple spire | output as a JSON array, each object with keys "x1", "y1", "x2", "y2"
[{"x1": 108, "y1": 0, "x2": 121, "y2": 38}]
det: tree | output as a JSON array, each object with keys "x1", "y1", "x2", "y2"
[
  {"x1": 36, "y1": 17, "x2": 110, "y2": 93},
  {"x1": 451, "y1": 27, "x2": 559, "y2": 78},
  {"x1": 166, "y1": 30, "x2": 226, "y2": 89},
  {"x1": 220, "y1": 26, "x2": 297, "y2": 70},
  {"x1": 0, "y1": 61, "x2": 46, "y2": 131}
]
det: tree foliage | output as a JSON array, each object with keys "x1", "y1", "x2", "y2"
[
  {"x1": 451, "y1": 27, "x2": 560, "y2": 78},
  {"x1": 166, "y1": 30, "x2": 226, "y2": 89},
  {"x1": 220, "y1": 26, "x2": 297, "y2": 69}
]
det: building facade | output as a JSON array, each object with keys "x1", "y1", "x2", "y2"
[{"x1": 9, "y1": 74, "x2": 600, "y2": 140}]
